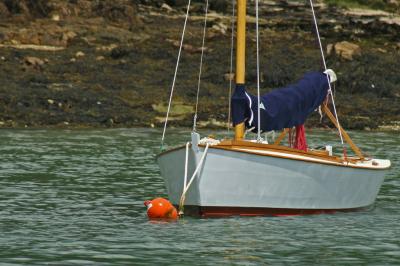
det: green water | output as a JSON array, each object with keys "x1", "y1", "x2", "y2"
[{"x1": 0, "y1": 128, "x2": 398, "y2": 265}]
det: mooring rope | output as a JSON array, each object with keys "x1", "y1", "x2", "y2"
[
  {"x1": 179, "y1": 143, "x2": 210, "y2": 216},
  {"x1": 309, "y1": 0, "x2": 344, "y2": 146},
  {"x1": 161, "y1": 0, "x2": 192, "y2": 147}
]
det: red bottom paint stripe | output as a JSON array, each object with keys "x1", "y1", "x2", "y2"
[{"x1": 178, "y1": 205, "x2": 368, "y2": 217}]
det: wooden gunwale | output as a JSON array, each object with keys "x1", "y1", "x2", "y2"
[
  {"x1": 212, "y1": 139, "x2": 351, "y2": 163},
  {"x1": 157, "y1": 140, "x2": 389, "y2": 170},
  {"x1": 206, "y1": 145, "x2": 390, "y2": 170}
]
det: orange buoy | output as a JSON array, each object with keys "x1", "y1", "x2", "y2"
[{"x1": 144, "y1": 197, "x2": 178, "y2": 220}]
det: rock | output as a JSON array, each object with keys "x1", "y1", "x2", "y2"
[
  {"x1": 285, "y1": 1, "x2": 306, "y2": 8},
  {"x1": 152, "y1": 102, "x2": 193, "y2": 117},
  {"x1": 47, "y1": 99, "x2": 55, "y2": 104},
  {"x1": 61, "y1": 31, "x2": 77, "y2": 46},
  {"x1": 206, "y1": 31, "x2": 218, "y2": 40},
  {"x1": 166, "y1": 38, "x2": 208, "y2": 53},
  {"x1": 48, "y1": 83, "x2": 73, "y2": 92},
  {"x1": 165, "y1": 0, "x2": 187, "y2": 7},
  {"x1": 38, "y1": 32, "x2": 61, "y2": 46},
  {"x1": 96, "y1": 56, "x2": 105, "y2": 61},
  {"x1": 0, "y1": 2, "x2": 10, "y2": 17},
  {"x1": 210, "y1": 0, "x2": 228, "y2": 13},
  {"x1": 96, "y1": 44, "x2": 118, "y2": 52},
  {"x1": 110, "y1": 46, "x2": 132, "y2": 59},
  {"x1": 212, "y1": 22, "x2": 227, "y2": 35},
  {"x1": 190, "y1": 3, "x2": 204, "y2": 13},
  {"x1": 28, "y1": 34, "x2": 41, "y2": 45},
  {"x1": 334, "y1": 41, "x2": 361, "y2": 60},
  {"x1": 344, "y1": 8, "x2": 390, "y2": 17},
  {"x1": 70, "y1": 58, "x2": 76, "y2": 62},
  {"x1": 379, "y1": 17, "x2": 400, "y2": 27},
  {"x1": 161, "y1": 3, "x2": 173, "y2": 11},
  {"x1": 9, "y1": 1, "x2": 30, "y2": 17},
  {"x1": 224, "y1": 73, "x2": 235, "y2": 81},
  {"x1": 51, "y1": 14, "x2": 60, "y2": 21},
  {"x1": 75, "y1": 51, "x2": 85, "y2": 58},
  {"x1": 0, "y1": 44, "x2": 65, "y2": 51},
  {"x1": 326, "y1": 43, "x2": 334, "y2": 56},
  {"x1": 16, "y1": 28, "x2": 41, "y2": 45},
  {"x1": 334, "y1": 25, "x2": 342, "y2": 32},
  {"x1": 183, "y1": 44, "x2": 207, "y2": 53},
  {"x1": 24, "y1": 56, "x2": 45, "y2": 67},
  {"x1": 94, "y1": 1, "x2": 140, "y2": 25},
  {"x1": 107, "y1": 118, "x2": 114, "y2": 126},
  {"x1": 197, "y1": 118, "x2": 226, "y2": 128}
]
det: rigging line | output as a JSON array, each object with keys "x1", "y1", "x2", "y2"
[
  {"x1": 193, "y1": 0, "x2": 209, "y2": 132},
  {"x1": 309, "y1": 0, "x2": 344, "y2": 146},
  {"x1": 227, "y1": 0, "x2": 235, "y2": 133},
  {"x1": 256, "y1": 0, "x2": 261, "y2": 142},
  {"x1": 161, "y1": 0, "x2": 192, "y2": 147}
]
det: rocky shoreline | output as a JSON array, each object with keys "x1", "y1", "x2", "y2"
[{"x1": 0, "y1": 0, "x2": 399, "y2": 131}]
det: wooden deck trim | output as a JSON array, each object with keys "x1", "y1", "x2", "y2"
[
  {"x1": 209, "y1": 144, "x2": 343, "y2": 164},
  {"x1": 157, "y1": 140, "x2": 390, "y2": 170},
  {"x1": 214, "y1": 139, "x2": 347, "y2": 163},
  {"x1": 198, "y1": 140, "x2": 390, "y2": 170},
  {"x1": 208, "y1": 144, "x2": 391, "y2": 170}
]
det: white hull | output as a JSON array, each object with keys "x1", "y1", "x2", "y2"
[{"x1": 157, "y1": 140, "x2": 390, "y2": 215}]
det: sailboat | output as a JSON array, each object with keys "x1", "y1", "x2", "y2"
[{"x1": 156, "y1": 0, "x2": 391, "y2": 217}]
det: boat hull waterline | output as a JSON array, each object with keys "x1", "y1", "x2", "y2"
[{"x1": 157, "y1": 143, "x2": 390, "y2": 217}]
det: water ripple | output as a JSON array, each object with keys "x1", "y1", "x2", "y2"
[{"x1": 0, "y1": 128, "x2": 398, "y2": 265}]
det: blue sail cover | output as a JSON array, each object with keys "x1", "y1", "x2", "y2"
[{"x1": 231, "y1": 72, "x2": 329, "y2": 131}]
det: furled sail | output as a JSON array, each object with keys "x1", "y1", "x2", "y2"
[{"x1": 231, "y1": 72, "x2": 329, "y2": 132}]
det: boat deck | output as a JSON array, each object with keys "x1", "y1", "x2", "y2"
[{"x1": 200, "y1": 139, "x2": 391, "y2": 170}]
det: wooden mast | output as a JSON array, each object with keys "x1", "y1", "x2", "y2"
[{"x1": 234, "y1": 0, "x2": 246, "y2": 140}]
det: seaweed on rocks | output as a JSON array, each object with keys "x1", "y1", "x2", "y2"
[{"x1": 0, "y1": 0, "x2": 398, "y2": 130}]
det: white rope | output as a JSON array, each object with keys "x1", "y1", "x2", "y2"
[
  {"x1": 193, "y1": 0, "x2": 209, "y2": 132},
  {"x1": 161, "y1": 0, "x2": 192, "y2": 147},
  {"x1": 227, "y1": 0, "x2": 235, "y2": 133},
  {"x1": 179, "y1": 143, "x2": 210, "y2": 215},
  {"x1": 255, "y1": 0, "x2": 261, "y2": 142},
  {"x1": 309, "y1": 0, "x2": 344, "y2": 145}
]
